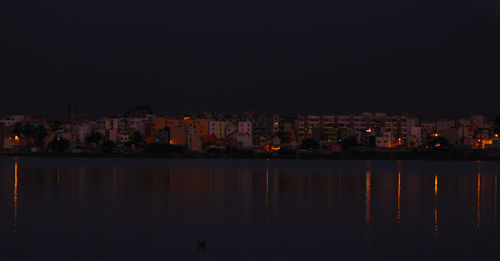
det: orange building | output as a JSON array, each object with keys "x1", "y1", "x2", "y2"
[
  {"x1": 166, "y1": 119, "x2": 181, "y2": 128},
  {"x1": 165, "y1": 118, "x2": 194, "y2": 146},
  {"x1": 167, "y1": 118, "x2": 194, "y2": 129},
  {"x1": 169, "y1": 126, "x2": 186, "y2": 145},
  {"x1": 194, "y1": 119, "x2": 209, "y2": 137},
  {"x1": 153, "y1": 116, "x2": 167, "y2": 131}
]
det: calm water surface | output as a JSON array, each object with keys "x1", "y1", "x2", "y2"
[{"x1": 1, "y1": 157, "x2": 499, "y2": 260}]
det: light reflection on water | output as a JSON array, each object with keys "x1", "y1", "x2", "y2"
[
  {"x1": 397, "y1": 170, "x2": 401, "y2": 224},
  {"x1": 1, "y1": 157, "x2": 500, "y2": 260},
  {"x1": 495, "y1": 173, "x2": 498, "y2": 226},
  {"x1": 433, "y1": 173, "x2": 438, "y2": 237},
  {"x1": 12, "y1": 158, "x2": 18, "y2": 233},
  {"x1": 477, "y1": 171, "x2": 481, "y2": 229},
  {"x1": 365, "y1": 170, "x2": 371, "y2": 243}
]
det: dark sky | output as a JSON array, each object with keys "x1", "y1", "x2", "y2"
[{"x1": 2, "y1": 0, "x2": 500, "y2": 119}]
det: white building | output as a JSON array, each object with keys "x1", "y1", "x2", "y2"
[
  {"x1": 104, "y1": 118, "x2": 119, "y2": 130},
  {"x1": 408, "y1": 126, "x2": 422, "y2": 148},
  {"x1": 238, "y1": 121, "x2": 252, "y2": 136},
  {"x1": 225, "y1": 123, "x2": 237, "y2": 137},
  {"x1": 236, "y1": 134, "x2": 253, "y2": 149},
  {"x1": 75, "y1": 122, "x2": 91, "y2": 145},
  {"x1": 209, "y1": 121, "x2": 218, "y2": 136},
  {"x1": 376, "y1": 132, "x2": 394, "y2": 148},
  {"x1": 0, "y1": 114, "x2": 26, "y2": 127},
  {"x1": 117, "y1": 131, "x2": 131, "y2": 143},
  {"x1": 297, "y1": 113, "x2": 411, "y2": 144},
  {"x1": 187, "y1": 126, "x2": 202, "y2": 151},
  {"x1": 127, "y1": 118, "x2": 147, "y2": 136}
]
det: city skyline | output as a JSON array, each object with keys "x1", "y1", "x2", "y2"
[
  {"x1": 1, "y1": 102, "x2": 499, "y2": 122},
  {"x1": 1, "y1": 108, "x2": 499, "y2": 154}
]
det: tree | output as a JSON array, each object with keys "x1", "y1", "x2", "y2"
[
  {"x1": 144, "y1": 143, "x2": 187, "y2": 154},
  {"x1": 49, "y1": 137, "x2": 70, "y2": 153},
  {"x1": 13, "y1": 122, "x2": 48, "y2": 148},
  {"x1": 368, "y1": 136, "x2": 376, "y2": 148},
  {"x1": 341, "y1": 136, "x2": 358, "y2": 149},
  {"x1": 495, "y1": 115, "x2": 500, "y2": 133},
  {"x1": 429, "y1": 136, "x2": 449, "y2": 148},
  {"x1": 144, "y1": 143, "x2": 172, "y2": 154},
  {"x1": 13, "y1": 122, "x2": 23, "y2": 136},
  {"x1": 300, "y1": 139, "x2": 319, "y2": 151},
  {"x1": 32, "y1": 125, "x2": 48, "y2": 148},
  {"x1": 101, "y1": 141, "x2": 116, "y2": 153},
  {"x1": 132, "y1": 131, "x2": 145, "y2": 144},
  {"x1": 85, "y1": 132, "x2": 103, "y2": 144}
]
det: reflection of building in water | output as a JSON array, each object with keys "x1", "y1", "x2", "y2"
[
  {"x1": 365, "y1": 170, "x2": 371, "y2": 243},
  {"x1": 397, "y1": 171, "x2": 401, "y2": 224},
  {"x1": 396, "y1": 161, "x2": 402, "y2": 224},
  {"x1": 167, "y1": 167, "x2": 254, "y2": 222},
  {"x1": 8, "y1": 160, "x2": 500, "y2": 242},
  {"x1": 265, "y1": 160, "x2": 270, "y2": 219},
  {"x1": 337, "y1": 172, "x2": 342, "y2": 217},
  {"x1": 477, "y1": 171, "x2": 481, "y2": 229},
  {"x1": 264, "y1": 163, "x2": 281, "y2": 220},
  {"x1": 270, "y1": 167, "x2": 280, "y2": 219},
  {"x1": 433, "y1": 174, "x2": 438, "y2": 236},
  {"x1": 365, "y1": 171, "x2": 371, "y2": 224},
  {"x1": 495, "y1": 174, "x2": 498, "y2": 226},
  {"x1": 13, "y1": 158, "x2": 18, "y2": 232}
]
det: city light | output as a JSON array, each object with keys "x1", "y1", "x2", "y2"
[{"x1": 0, "y1": 112, "x2": 497, "y2": 155}]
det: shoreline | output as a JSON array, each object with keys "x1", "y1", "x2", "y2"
[{"x1": 1, "y1": 150, "x2": 500, "y2": 161}]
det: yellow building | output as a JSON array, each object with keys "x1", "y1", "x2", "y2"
[
  {"x1": 209, "y1": 120, "x2": 227, "y2": 139},
  {"x1": 216, "y1": 121, "x2": 226, "y2": 139}
]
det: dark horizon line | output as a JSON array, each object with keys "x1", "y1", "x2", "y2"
[{"x1": 0, "y1": 108, "x2": 497, "y2": 122}]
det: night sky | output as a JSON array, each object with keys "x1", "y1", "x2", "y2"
[{"x1": 2, "y1": 0, "x2": 500, "y2": 119}]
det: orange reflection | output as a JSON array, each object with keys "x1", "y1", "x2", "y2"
[
  {"x1": 495, "y1": 174, "x2": 498, "y2": 226},
  {"x1": 434, "y1": 174, "x2": 438, "y2": 196},
  {"x1": 433, "y1": 174, "x2": 438, "y2": 236},
  {"x1": 265, "y1": 160, "x2": 270, "y2": 219},
  {"x1": 477, "y1": 172, "x2": 481, "y2": 229},
  {"x1": 397, "y1": 171, "x2": 401, "y2": 224},
  {"x1": 13, "y1": 159, "x2": 18, "y2": 232},
  {"x1": 365, "y1": 171, "x2": 372, "y2": 243},
  {"x1": 366, "y1": 171, "x2": 371, "y2": 224}
]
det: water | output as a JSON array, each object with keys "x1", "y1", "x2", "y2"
[{"x1": 1, "y1": 157, "x2": 499, "y2": 260}]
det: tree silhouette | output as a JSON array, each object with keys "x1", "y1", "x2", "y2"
[
  {"x1": 13, "y1": 122, "x2": 48, "y2": 148},
  {"x1": 85, "y1": 132, "x2": 103, "y2": 144},
  {"x1": 132, "y1": 131, "x2": 145, "y2": 144},
  {"x1": 300, "y1": 139, "x2": 319, "y2": 151},
  {"x1": 49, "y1": 137, "x2": 70, "y2": 153},
  {"x1": 341, "y1": 136, "x2": 358, "y2": 149}
]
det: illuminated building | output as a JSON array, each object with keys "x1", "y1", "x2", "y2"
[{"x1": 297, "y1": 113, "x2": 414, "y2": 148}]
